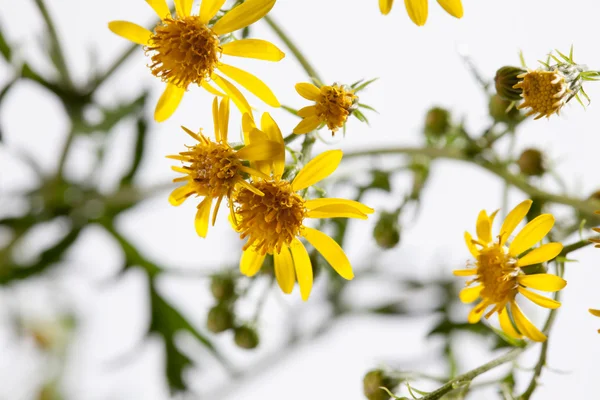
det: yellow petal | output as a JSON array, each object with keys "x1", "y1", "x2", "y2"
[
  {"x1": 240, "y1": 247, "x2": 266, "y2": 276},
  {"x1": 305, "y1": 198, "x2": 374, "y2": 215},
  {"x1": 452, "y1": 269, "x2": 477, "y2": 276},
  {"x1": 201, "y1": 81, "x2": 226, "y2": 97},
  {"x1": 459, "y1": 285, "x2": 482, "y2": 304},
  {"x1": 242, "y1": 112, "x2": 257, "y2": 140},
  {"x1": 295, "y1": 82, "x2": 320, "y2": 100},
  {"x1": 218, "y1": 64, "x2": 279, "y2": 107},
  {"x1": 517, "y1": 274, "x2": 567, "y2": 292},
  {"x1": 219, "y1": 96, "x2": 230, "y2": 142},
  {"x1": 518, "y1": 287, "x2": 561, "y2": 309},
  {"x1": 291, "y1": 150, "x2": 343, "y2": 192},
  {"x1": 499, "y1": 200, "x2": 532, "y2": 245},
  {"x1": 155, "y1": 84, "x2": 185, "y2": 122},
  {"x1": 260, "y1": 112, "x2": 284, "y2": 176},
  {"x1": 169, "y1": 185, "x2": 194, "y2": 206},
  {"x1": 509, "y1": 214, "x2": 555, "y2": 257},
  {"x1": 516, "y1": 242, "x2": 563, "y2": 267},
  {"x1": 464, "y1": 231, "x2": 479, "y2": 258},
  {"x1": 194, "y1": 197, "x2": 213, "y2": 238},
  {"x1": 589, "y1": 309, "x2": 600, "y2": 317},
  {"x1": 297, "y1": 105, "x2": 317, "y2": 118},
  {"x1": 290, "y1": 238, "x2": 313, "y2": 301},
  {"x1": 221, "y1": 39, "x2": 285, "y2": 61},
  {"x1": 236, "y1": 140, "x2": 282, "y2": 161},
  {"x1": 476, "y1": 210, "x2": 492, "y2": 244},
  {"x1": 247, "y1": 128, "x2": 272, "y2": 176},
  {"x1": 274, "y1": 246, "x2": 296, "y2": 294},
  {"x1": 212, "y1": 97, "x2": 220, "y2": 141},
  {"x1": 436, "y1": 0, "x2": 463, "y2": 18},
  {"x1": 293, "y1": 116, "x2": 322, "y2": 134},
  {"x1": 302, "y1": 227, "x2": 353, "y2": 280},
  {"x1": 498, "y1": 308, "x2": 522, "y2": 339},
  {"x1": 108, "y1": 21, "x2": 152, "y2": 46},
  {"x1": 212, "y1": 0, "x2": 276, "y2": 35},
  {"x1": 404, "y1": 0, "x2": 428, "y2": 26},
  {"x1": 174, "y1": 0, "x2": 193, "y2": 17},
  {"x1": 468, "y1": 302, "x2": 487, "y2": 323},
  {"x1": 199, "y1": 0, "x2": 227, "y2": 23},
  {"x1": 146, "y1": 0, "x2": 171, "y2": 19},
  {"x1": 511, "y1": 301, "x2": 546, "y2": 342},
  {"x1": 379, "y1": 0, "x2": 394, "y2": 14},
  {"x1": 211, "y1": 74, "x2": 251, "y2": 114},
  {"x1": 306, "y1": 205, "x2": 368, "y2": 220}
]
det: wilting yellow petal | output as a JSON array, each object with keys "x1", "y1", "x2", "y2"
[
  {"x1": 305, "y1": 198, "x2": 374, "y2": 215},
  {"x1": 108, "y1": 21, "x2": 152, "y2": 45},
  {"x1": 199, "y1": 0, "x2": 227, "y2": 23},
  {"x1": 218, "y1": 64, "x2": 279, "y2": 107},
  {"x1": 212, "y1": 0, "x2": 276, "y2": 35},
  {"x1": 295, "y1": 82, "x2": 320, "y2": 100},
  {"x1": 260, "y1": 113, "x2": 284, "y2": 176},
  {"x1": 291, "y1": 150, "x2": 343, "y2": 192},
  {"x1": 194, "y1": 197, "x2": 213, "y2": 238},
  {"x1": 293, "y1": 116, "x2": 322, "y2": 134},
  {"x1": 476, "y1": 210, "x2": 492, "y2": 244},
  {"x1": 499, "y1": 200, "x2": 532, "y2": 245},
  {"x1": 302, "y1": 227, "x2": 353, "y2": 280},
  {"x1": 221, "y1": 39, "x2": 285, "y2": 61},
  {"x1": 169, "y1": 185, "x2": 194, "y2": 206},
  {"x1": 517, "y1": 274, "x2": 566, "y2": 292},
  {"x1": 498, "y1": 308, "x2": 522, "y2": 339},
  {"x1": 240, "y1": 247, "x2": 266, "y2": 276},
  {"x1": 236, "y1": 140, "x2": 282, "y2": 161},
  {"x1": 518, "y1": 287, "x2": 561, "y2": 309},
  {"x1": 509, "y1": 214, "x2": 555, "y2": 256},
  {"x1": 459, "y1": 285, "x2": 482, "y2": 304},
  {"x1": 219, "y1": 97, "x2": 230, "y2": 142},
  {"x1": 155, "y1": 84, "x2": 185, "y2": 122},
  {"x1": 437, "y1": 0, "x2": 463, "y2": 18},
  {"x1": 516, "y1": 242, "x2": 563, "y2": 267},
  {"x1": 211, "y1": 74, "x2": 251, "y2": 114},
  {"x1": 379, "y1": 0, "x2": 394, "y2": 14},
  {"x1": 511, "y1": 301, "x2": 546, "y2": 342},
  {"x1": 290, "y1": 238, "x2": 313, "y2": 301},
  {"x1": 468, "y1": 302, "x2": 487, "y2": 323},
  {"x1": 274, "y1": 246, "x2": 296, "y2": 294},
  {"x1": 453, "y1": 269, "x2": 477, "y2": 276},
  {"x1": 146, "y1": 0, "x2": 171, "y2": 19},
  {"x1": 404, "y1": 0, "x2": 428, "y2": 26},
  {"x1": 464, "y1": 231, "x2": 479, "y2": 258},
  {"x1": 306, "y1": 204, "x2": 368, "y2": 220}
]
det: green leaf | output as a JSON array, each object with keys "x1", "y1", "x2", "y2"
[
  {"x1": 353, "y1": 77, "x2": 378, "y2": 92},
  {"x1": 368, "y1": 170, "x2": 392, "y2": 192},
  {"x1": 353, "y1": 109, "x2": 369, "y2": 124},
  {"x1": 0, "y1": 26, "x2": 12, "y2": 62},
  {"x1": 358, "y1": 103, "x2": 378, "y2": 113}
]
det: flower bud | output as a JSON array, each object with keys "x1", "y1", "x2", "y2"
[
  {"x1": 210, "y1": 275, "x2": 236, "y2": 302},
  {"x1": 495, "y1": 66, "x2": 526, "y2": 101},
  {"x1": 234, "y1": 325, "x2": 260, "y2": 349},
  {"x1": 373, "y1": 212, "x2": 401, "y2": 249},
  {"x1": 363, "y1": 369, "x2": 398, "y2": 400},
  {"x1": 516, "y1": 149, "x2": 545, "y2": 177},
  {"x1": 424, "y1": 107, "x2": 450, "y2": 137},
  {"x1": 206, "y1": 305, "x2": 234, "y2": 333},
  {"x1": 488, "y1": 94, "x2": 521, "y2": 124}
]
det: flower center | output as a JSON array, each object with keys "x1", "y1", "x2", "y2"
[
  {"x1": 316, "y1": 85, "x2": 357, "y2": 132},
  {"x1": 475, "y1": 244, "x2": 519, "y2": 305},
  {"x1": 514, "y1": 70, "x2": 568, "y2": 118},
  {"x1": 147, "y1": 17, "x2": 221, "y2": 89},
  {"x1": 184, "y1": 140, "x2": 241, "y2": 198},
  {"x1": 234, "y1": 180, "x2": 306, "y2": 255}
]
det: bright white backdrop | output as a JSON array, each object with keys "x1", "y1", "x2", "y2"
[{"x1": 1, "y1": 0, "x2": 600, "y2": 399}]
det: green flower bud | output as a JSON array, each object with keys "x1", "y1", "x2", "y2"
[
  {"x1": 495, "y1": 66, "x2": 526, "y2": 101},
  {"x1": 210, "y1": 275, "x2": 236, "y2": 302},
  {"x1": 234, "y1": 325, "x2": 260, "y2": 349},
  {"x1": 373, "y1": 212, "x2": 401, "y2": 249},
  {"x1": 363, "y1": 369, "x2": 398, "y2": 400},
  {"x1": 424, "y1": 107, "x2": 450, "y2": 137},
  {"x1": 206, "y1": 305, "x2": 234, "y2": 333},
  {"x1": 516, "y1": 149, "x2": 545, "y2": 177},
  {"x1": 488, "y1": 94, "x2": 521, "y2": 123}
]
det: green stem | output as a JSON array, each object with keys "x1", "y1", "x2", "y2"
[
  {"x1": 263, "y1": 16, "x2": 324, "y2": 83},
  {"x1": 56, "y1": 129, "x2": 76, "y2": 178},
  {"x1": 90, "y1": 43, "x2": 138, "y2": 91}
]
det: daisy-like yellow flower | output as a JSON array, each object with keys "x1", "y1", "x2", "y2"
[
  {"x1": 379, "y1": 0, "x2": 463, "y2": 26},
  {"x1": 293, "y1": 82, "x2": 358, "y2": 135},
  {"x1": 513, "y1": 69, "x2": 571, "y2": 119},
  {"x1": 168, "y1": 97, "x2": 283, "y2": 237},
  {"x1": 590, "y1": 309, "x2": 600, "y2": 333},
  {"x1": 232, "y1": 149, "x2": 374, "y2": 300},
  {"x1": 108, "y1": 0, "x2": 284, "y2": 122},
  {"x1": 454, "y1": 200, "x2": 567, "y2": 342}
]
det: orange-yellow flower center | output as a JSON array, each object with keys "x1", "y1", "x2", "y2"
[
  {"x1": 475, "y1": 244, "x2": 519, "y2": 305},
  {"x1": 147, "y1": 17, "x2": 221, "y2": 88},
  {"x1": 514, "y1": 70, "x2": 568, "y2": 118},
  {"x1": 181, "y1": 139, "x2": 241, "y2": 198},
  {"x1": 234, "y1": 180, "x2": 306, "y2": 255},
  {"x1": 316, "y1": 85, "x2": 357, "y2": 133}
]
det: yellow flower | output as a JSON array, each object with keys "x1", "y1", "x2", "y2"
[
  {"x1": 168, "y1": 97, "x2": 283, "y2": 237},
  {"x1": 232, "y1": 150, "x2": 374, "y2": 300},
  {"x1": 108, "y1": 0, "x2": 284, "y2": 122},
  {"x1": 379, "y1": 0, "x2": 463, "y2": 26},
  {"x1": 513, "y1": 69, "x2": 571, "y2": 119},
  {"x1": 454, "y1": 200, "x2": 566, "y2": 342},
  {"x1": 590, "y1": 309, "x2": 600, "y2": 333},
  {"x1": 293, "y1": 83, "x2": 358, "y2": 135}
]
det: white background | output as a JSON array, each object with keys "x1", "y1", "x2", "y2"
[{"x1": 1, "y1": 0, "x2": 600, "y2": 399}]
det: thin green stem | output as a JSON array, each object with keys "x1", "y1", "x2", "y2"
[
  {"x1": 55, "y1": 129, "x2": 76, "y2": 178},
  {"x1": 90, "y1": 43, "x2": 138, "y2": 91}
]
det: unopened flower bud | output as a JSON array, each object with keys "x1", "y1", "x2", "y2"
[
  {"x1": 495, "y1": 66, "x2": 526, "y2": 101},
  {"x1": 424, "y1": 107, "x2": 450, "y2": 137},
  {"x1": 234, "y1": 325, "x2": 260, "y2": 349},
  {"x1": 489, "y1": 94, "x2": 521, "y2": 123},
  {"x1": 363, "y1": 369, "x2": 398, "y2": 400},
  {"x1": 206, "y1": 305, "x2": 234, "y2": 333},
  {"x1": 373, "y1": 212, "x2": 401, "y2": 249},
  {"x1": 210, "y1": 275, "x2": 236, "y2": 302},
  {"x1": 517, "y1": 149, "x2": 545, "y2": 177}
]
